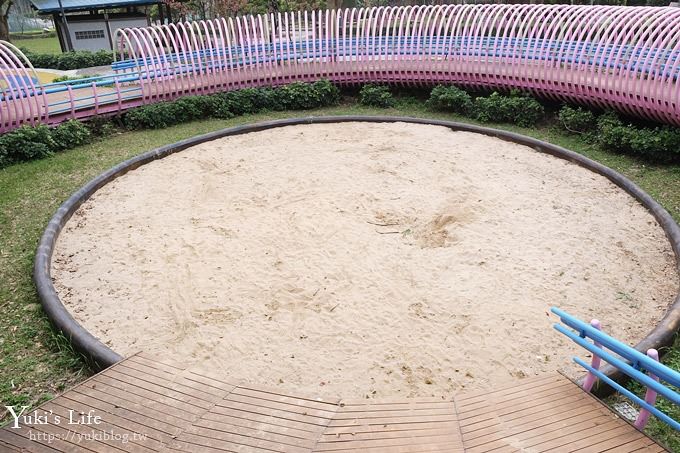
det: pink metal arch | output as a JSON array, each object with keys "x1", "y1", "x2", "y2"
[{"x1": 1, "y1": 5, "x2": 679, "y2": 132}]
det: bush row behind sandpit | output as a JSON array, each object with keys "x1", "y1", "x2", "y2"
[
  {"x1": 0, "y1": 80, "x2": 340, "y2": 168},
  {"x1": 1, "y1": 81, "x2": 679, "y2": 169}
]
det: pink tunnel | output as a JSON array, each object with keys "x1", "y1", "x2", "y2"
[{"x1": 1, "y1": 4, "x2": 679, "y2": 132}]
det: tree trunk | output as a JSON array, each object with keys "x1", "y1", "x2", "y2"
[
  {"x1": 0, "y1": 14, "x2": 9, "y2": 42},
  {"x1": 0, "y1": 0, "x2": 12, "y2": 42}
]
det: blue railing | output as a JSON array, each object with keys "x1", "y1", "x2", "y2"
[{"x1": 552, "y1": 306, "x2": 680, "y2": 431}]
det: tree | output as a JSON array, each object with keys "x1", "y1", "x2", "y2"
[{"x1": 0, "y1": 0, "x2": 12, "y2": 41}]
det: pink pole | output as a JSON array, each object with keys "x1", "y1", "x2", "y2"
[
  {"x1": 582, "y1": 319, "x2": 602, "y2": 393},
  {"x1": 634, "y1": 349, "x2": 660, "y2": 430}
]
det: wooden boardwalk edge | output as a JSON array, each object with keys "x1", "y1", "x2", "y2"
[{"x1": 0, "y1": 353, "x2": 669, "y2": 452}]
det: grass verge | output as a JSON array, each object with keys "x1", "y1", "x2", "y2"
[
  {"x1": 14, "y1": 36, "x2": 62, "y2": 55},
  {"x1": 1, "y1": 98, "x2": 679, "y2": 449}
]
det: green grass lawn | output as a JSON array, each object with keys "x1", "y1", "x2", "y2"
[
  {"x1": 1, "y1": 99, "x2": 679, "y2": 449},
  {"x1": 13, "y1": 36, "x2": 62, "y2": 54}
]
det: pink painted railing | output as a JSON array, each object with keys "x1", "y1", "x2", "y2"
[{"x1": 1, "y1": 4, "x2": 680, "y2": 133}]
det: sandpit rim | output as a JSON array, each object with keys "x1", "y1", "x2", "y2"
[{"x1": 34, "y1": 116, "x2": 680, "y2": 388}]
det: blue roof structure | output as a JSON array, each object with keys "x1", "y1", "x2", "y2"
[{"x1": 29, "y1": 0, "x2": 158, "y2": 13}]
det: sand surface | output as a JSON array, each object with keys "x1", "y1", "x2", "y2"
[{"x1": 52, "y1": 122, "x2": 679, "y2": 399}]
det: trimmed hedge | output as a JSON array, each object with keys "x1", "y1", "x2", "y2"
[
  {"x1": 558, "y1": 105, "x2": 596, "y2": 134},
  {"x1": 474, "y1": 91, "x2": 545, "y2": 127},
  {"x1": 0, "y1": 120, "x2": 92, "y2": 168},
  {"x1": 51, "y1": 120, "x2": 91, "y2": 150},
  {"x1": 426, "y1": 85, "x2": 473, "y2": 114},
  {"x1": 11, "y1": 31, "x2": 58, "y2": 40},
  {"x1": 359, "y1": 84, "x2": 395, "y2": 108},
  {"x1": 0, "y1": 80, "x2": 341, "y2": 169},
  {"x1": 19, "y1": 49, "x2": 114, "y2": 70},
  {"x1": 597, "y1": 112, "x2": 680, "y2": 162},
  {"x1": 51, "y1": 74, "x2": 98, "y2": 84},
  {"x1": 122, "y1": 80, "x2": 340, "y2": 130},
  {"x1": 2, "y1": 81, "x2": 678, "y2": 168},
  {"x1": 423, "y1": 85, "x2": 678, "y2": 162}
]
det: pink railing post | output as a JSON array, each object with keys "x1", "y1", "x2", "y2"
[
  {"x1": 582, "y1": 319, "x2": 602, "y2": 393},
  {"x1": 634, "y1": 349, "x2": 660, "y2": 430}
]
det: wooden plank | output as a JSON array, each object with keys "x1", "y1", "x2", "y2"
[
  {"x1": 103, "y1": 369, "x2": 213, "y2": 410},
  {"x1": 327, "y1": 413, "x2": 458, "y2": 428},
  {"x1": 604, "y1": 437, "x2": 667, "y2": 453},
  {"x1": 457, "y1": 380, "x2": 576, "y2": 416},
  {"x1": 134, "y1": 352, "x2": 185, "y2": 370},
  {"x1": 70, "y1": 382, "x2": 191, "y2": 429},
  {"x1": 119, "y1": 359, "x2": 184, "y2": 385},
  {"x1": 90, "y1": 375, "x2": 206, "y2": 417},
  {"x1": 312, "y1": 441, "x2": 464, "y2": 453},
  {"x1": 2, "y1": 361, "x2": 668, "y2": 453},
  {"x1": 233, "y1": 384, "x2": 340, "y2": 408},
  {"x1": 318, "y1": 427, "x2": 462, "y2": 444},
  {"x1": 456, "y1": 378, "x2": 570, "y2": 413},
  {"x1": 44, "y1": 401, "x2": 164, "y2": 451},
  {"x1": 208, "y1": 405, "x2": 330, "y2": 435},
  {"x1": 459, "y1": 384, "x2": 588, "y2": 422},
  {"x1": 171, "y1": 430, "x2": 310, "y2": 453},
  {"x1": 59, "y1": 391, "x2": 185, "y2": 438},
  {"x1": 0, "y1": 428, "x2": 60, "y2": 453},
  {"x1": 456, "y1": 374, "x2": 564, "y2": 404},
  {"x1": 473, "y1": 412, "x2": 613, "y2": 449},
  {"x1": 79, "y1": 377, "x2": 200, "y2": 424},
  {"x1": 110, "y1": 366, "x2": 218, "y2": 404},
  {"x1": 336, "y1": 401, "x2": 453, "y2": 413},
  {"x1": 182, "y1": 371, "x2": 239, "y2": 393},
  {"x1": 224, "y1": 393, "x2": 337, "y2": 419},
  {"x1": 339, "y1": 396, "x2": 452, "y2": 406},
  {"x1": 458, "y1": 392, "x2": 590, "y2": 430},
  {"x1": 200, "y1": 412, "x2": 321, "y2": 441},
  {"x1": 312, "y1": 433, "x2": 461, "y2": 451},
  {"x1": 526, "y1": 419, "x2": 631, "y2": 452},
  {"x1": 322, "y1": 420, "x2": 459, "y2": 437},
  {"x1": 126, "y1": 354, "x2": 185, "y2": 374},
  {"x1": 190, "y1": 418, "x2": 318, "y2": 449},
  {"x1": 216, "y1": 399, "x2": 334, "y2": 428},
  {"x1": 461, "y1": 403, "x2": 601, "y2": 443},
  {"x1": 16, "y1": 419, "x2": 103, "y2": 453},
  {"x1": 331, "y1": 407, "x2": 455, "y2": 420},
  {"x1": 542, "y1": 423, "x2": 639, "y2": 453},
  {"x1": 565, "y1": 423, "x2": 650, "y2": 452},
  {"x1": 0, "y1": 438, "x2": 22, "y2": 451}
]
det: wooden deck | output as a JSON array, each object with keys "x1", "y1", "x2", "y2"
[{"x1": 0, "y1": 353, "x2": 667, "y2": 452}]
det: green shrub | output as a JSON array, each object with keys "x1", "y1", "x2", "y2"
[
  {"x1": 558, "y1": 105, "x2": 596, "y2": 134},
  {"x1": 124, "y1": 81, "x2": 339, "y2": 129},
  {"x1": 596, "y1": 112, "x2": 680, "y2": 162},
  {"x1": 20, "y1": 49, "x2": 114, "y2": 70},
  {"x1": 596, "y1": 112, "x2": 633, "y2": 150},
  {"x1": 278, "y1": 82, "x2": 318, "y2": 110},
  {"x1": 51, "y1": 120, "x2": 91, "y2": 150},
  {"x1": 313, "y1": 80, "x2": 341, "y2": 106},
  {"x1": 123, "y1": 101, "x2": 189, "y2": 129},
  {"x1": 219, "y1": 89, "x2": 263, "y2": 115},
  {"x1": 426, "y1": 85, "x2": 473, "y2": 114},
  {"x1": 359, "y1": 84, "x2": 395, "y2": 108},
  {"x1": 51, "y1": 74, "x2": 99, "y2": 85},
  {"x1": 0, "y1": 124, "x2": 56, "y2": 167},
  {"x1": 474, "y1": 92, "x2": 545, "y2": 127},
  {"x1": 86, "y1": 115, "x2": 118, "y2": 137}
]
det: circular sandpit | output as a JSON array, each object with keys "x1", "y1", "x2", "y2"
[{"x1": 42, "y1": 118, "x2": 680, "y2": 400}]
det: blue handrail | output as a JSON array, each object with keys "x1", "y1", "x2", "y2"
[
  {"x1": 552, "y1": 307, "x2": 680, "y2": 388},
  {"x1": 551, "y1": 306, "x2": 680, "y2": 432},
  {"x1": 575, "y1": 358, "x2": 680, "y2": 431}
]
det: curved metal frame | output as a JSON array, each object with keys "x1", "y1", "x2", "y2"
[{"x1": 1, "y1": 5, "x2": 679, "y2": 132}]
